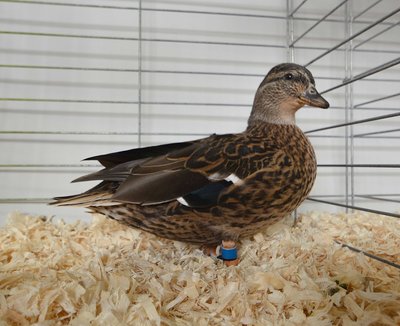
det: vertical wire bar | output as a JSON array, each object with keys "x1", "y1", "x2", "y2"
[
  {"x1": 344, "y1": 3, "x2": 349, "y2": 212},
  {"x1": 344, "y1": 1, "x2": 355, "y2": 212},
  {"x1": 137, "y1": 0, "x2": 142, "y2": 147},
  {"x1": 349, "y1": 3, "x2": 355, "y2": 208},
  {"x1": 287, "y1": 0, "x2": 297, "y2": 224},
  {"x1": 287, "y1": 0, "x2": 295, "y2": 62}
]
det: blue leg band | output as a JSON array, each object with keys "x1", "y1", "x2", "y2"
[{"x1": 220, "y1": 246, "x2": 238, "y2": 261}]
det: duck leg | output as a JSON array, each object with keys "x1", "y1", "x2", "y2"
[
  {"x1": 202, "y1": 241, "x2": 240, "y2": 266},
  {"x1": 220, "y1": 240, "x2": 240, "y2": 266}
]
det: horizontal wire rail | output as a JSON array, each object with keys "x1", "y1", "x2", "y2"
[
  {"x1": 321, "y1": 57, "x2": 400, "y2": 94},
  {"x1": 356, "y1": 195, "x2": 400, "y2": 204},
  {"x1": 0, "y1": 126, "x2": 400, "y2": 138},
  {"x1": 1, "y1": 105, "x2": 400, "y2": 137},
  {"x1": 1, "y1": 65, "x2": 400, "y2": 84},
  {"x1": 289, "y1": 0, "x2": 348, "y2": 47},
  {"x1": 0, "y1": 131, "x2": 211, "y2": 136},
  {"x1": 307, "y1": 197, "x2": 400, "y2": 219},
  {"x1": 0, "y1": 198, "x2": 52, "y2": 204},
  {"x1": 3, "y1": 163, "x2": 400, "y2": 169},
  {"x1": 304, "y1": 7, "x2": 400, "y2": 66},
  {"x1": 0, "y1": 0, "x2": 398, "y2": 27},
  {"x1": 0, "y1": 31, "x2": 287, "y2": 48},
  {"x1": 305, "y1": 112, "x2": 400, "y2": 134},
  {"x1": 334, "y1": 240, "x2": 400, "y2": 270},
  {"x1": 311, "y1": 194, "x2": 400, "y2": 203},
  {"x1": 0, "y1": 65, "x2": 268, "y2": 77},
  {"x1": 2, "y1": 195, "x2": 400, "y2": 216},
  {"x1": 354, "y1": 128, "x2": 400, "y2": 138},
  {"x1": 1, "y1": 130, "x2": 400, "y2": 138},
  {"x1": 0, "y1": 0, "x2": 287, "y2": 19},
  {"x1": 1, "y1": 98, "x2": 399, "y2": 108},
  {"x1": 1, "y1": 30, "x2": 398, "y2": 56},
  {"x1": 1, "y1": 105, "x2": 400, "y2": 113},
  {"x1": 318, "y1": 164, "x2": 400, "y2": 168},
  {"x1": 1, "y1": 93, "x2": 399, "y2": 108},
  {"x1": 309, "y1": 135, "x2": 400, "y2": 139},
  {"x1": 353, "y1": 21, "x2": 400, "y2": 50},
  {"x1": 312, "y1": 194, "x2": 400, "y2": 197},
  {"x1": 0, "y1": 99, "x2": 252, "y2": 106},
  {"x1": 3, "y1": 193, "x2": 399, "y2": 205},
  {"x1": 353, "y1": 0, "x2": 383, "y2": 20},
  {"x1": 354, "y1": 92, "x2": 400, "y2": 108},
  {"x1": 0, "y1": 164, "x2": 100, "y2": 168},
  {"x1": 4, "y1": 192, "x2": 400, "y2": 197}
]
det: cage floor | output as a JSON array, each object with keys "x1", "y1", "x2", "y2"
[{"x1": 0, "y1": 211, "x2": 399, "y2": 325}]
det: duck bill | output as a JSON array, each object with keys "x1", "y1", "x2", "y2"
[{"x1": 299, "y1": 86, "x2": 330, "y2": 109}]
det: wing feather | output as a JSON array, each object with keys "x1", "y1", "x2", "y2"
[
  {"x1": 84, "y1": 140, "x2": 197, "y2": 168},
  {"x1": 113, "y1": 169, "x2": 210, "y2": 205}
]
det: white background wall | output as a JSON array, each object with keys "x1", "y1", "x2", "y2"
[{"x1": 1, "y1": 0, "x2": 399, "y2": 224}]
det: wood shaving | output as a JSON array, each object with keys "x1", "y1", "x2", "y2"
[{"x1": 0, "y1": 211, "x2": 399, "y2": 325}]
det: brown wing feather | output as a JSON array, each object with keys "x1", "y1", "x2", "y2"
[
  {"x1": 112, "y1": 169, "x2": 211, "y2": 205},
  {"x1": 111, "y1": 139, "x2": 218, "y2": 204},
  {"x1": 84, "y1": 140, "x2": 198, "y2": 168}
]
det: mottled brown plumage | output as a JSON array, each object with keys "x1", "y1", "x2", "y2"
[{"x1": 52, "y1": 63, "x2": 329, "y2": 265}]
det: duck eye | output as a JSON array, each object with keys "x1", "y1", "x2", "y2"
[{"x1": 285, "y1": 73, "x2": 294, "y2": 80}]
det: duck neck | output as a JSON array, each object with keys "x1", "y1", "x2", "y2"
[
  {"x1": 247, "y1": 109, "x2": 296, "y2": 126},
  {"x1": 247, "y1": 88, "x2": 302, "y2": 127}
]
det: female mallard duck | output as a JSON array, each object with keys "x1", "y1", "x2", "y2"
[{"x1": 53, "y1": 63, "x2": 329, "y2": 266}]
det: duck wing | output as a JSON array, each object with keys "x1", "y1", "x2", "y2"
[{"x1": 73, "y1": 133, "x2": 278, "y2": 207}]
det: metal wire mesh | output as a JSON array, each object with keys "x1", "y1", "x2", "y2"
[{"x1": 0, "y1": 0, "x2": 399, "y2": 268}]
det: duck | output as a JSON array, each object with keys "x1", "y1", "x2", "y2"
[{"x1": 52, "y1": 63, "x2": 329, "y2": 266}]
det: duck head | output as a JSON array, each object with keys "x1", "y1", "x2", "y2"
[{"x1": 248, "y1": 63, "x2": 329, "y2": 126}]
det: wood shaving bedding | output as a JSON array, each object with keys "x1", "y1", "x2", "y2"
[{"x1": 0, "y1": 211, "x2": 399, "y2": 325}]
